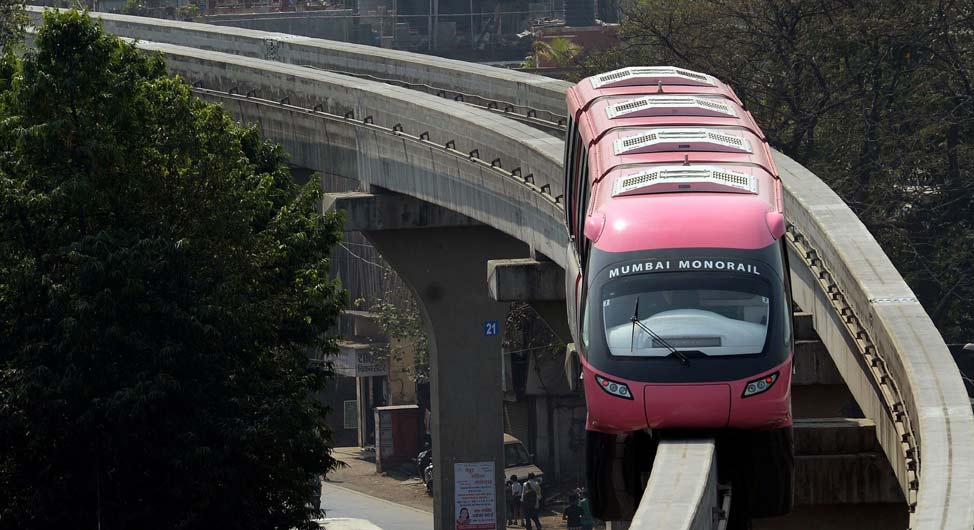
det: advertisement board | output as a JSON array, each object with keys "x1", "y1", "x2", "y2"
[{"x1": 454, "y1": 461, "x2": 496, "y2": 530}]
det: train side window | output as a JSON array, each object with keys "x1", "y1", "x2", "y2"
[
  {"x1": 576, "y1": 155, "x2": 590, "y2": 255},
  {"x1": 564, "y1": 118, "x2": 576, "y2": 236},
  {"x1": 581, "y1": 300, "x2": 590, "y2": 348},
  {"x1": 569, "y1": 131, "x2": 584, "y2": 246},
  {"x1": 579, "y1": 239, "x2": 593, "y2": 349}
]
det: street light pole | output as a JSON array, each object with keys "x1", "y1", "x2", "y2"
[{"x1": 432, "y1": 0, "x2": 439, "y2": 50}]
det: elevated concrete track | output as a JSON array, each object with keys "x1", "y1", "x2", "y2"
[{"x1": 22, "y1": 9, "x2": 974, "y2": 529}]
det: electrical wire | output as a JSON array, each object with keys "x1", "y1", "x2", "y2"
[{"x1": 338, "y1": 242, "x2": 392, "y2": 271}]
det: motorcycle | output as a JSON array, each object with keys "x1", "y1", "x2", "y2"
[
  {"x1": 424, "y1": 462, "x2": 434, "y2": 496},
  {"x1": 416, "y1": 444, "x2": 432, "y2": 476}
]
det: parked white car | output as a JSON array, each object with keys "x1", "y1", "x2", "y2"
[{"x1": 504, "y1": 434, "x2": 544, "y2": 483}]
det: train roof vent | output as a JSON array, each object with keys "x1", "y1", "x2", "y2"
[
  {"x1": 606, "y1": 96, "x2": 737, "y2": 119},
  {"x1": 591, "y1": 66, "x2": 716, "y2": 89},
  {"x1": 614, "y1": 129, "x2": 752, "y2": 155},
  {"x1": 612, "y1": 166, "x2": 758, "y2": 197}
]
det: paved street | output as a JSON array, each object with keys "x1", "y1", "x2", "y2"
[{"x1": 320, "y1": 481, "x2": 433, "y2": 530}]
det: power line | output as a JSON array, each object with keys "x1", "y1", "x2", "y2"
[{"x1": 338, "y1": 242, "x2": 392, "y2": 271}]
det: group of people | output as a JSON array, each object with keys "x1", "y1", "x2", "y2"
[
  {"x1": 506, "y1": 473, "x2": 543, "y2": 530},
  {"x1": 505, "y1": 474, "x2": 594, "y2": 530}
]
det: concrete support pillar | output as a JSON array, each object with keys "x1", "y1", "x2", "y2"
[{"x1": 364, "y1": 226, "x2": 528, "y2": 530}]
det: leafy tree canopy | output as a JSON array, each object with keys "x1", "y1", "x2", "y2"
[
  {"x1": 584, "y1": 0, "x2": 974, "y2": 342},
  {"x1": 0, "y1": 10, "x2": 345, "y2": 530},
  {"x1": 0, "y1": 0, "x2": 25, "y2": 50}
]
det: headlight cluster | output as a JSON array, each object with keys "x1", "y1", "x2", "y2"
[
  {"x1": 742, "y1": 372, "x2": 779, "y2": 398},
  {"x1": 594, "y1": 374, "x2": 633, "y2": 400}
]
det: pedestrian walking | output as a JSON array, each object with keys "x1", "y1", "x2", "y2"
[
  {"x1": 509, "y1": 475, "x2": 523, "y2": 526},
  {"x1": 577, "y1": 488, "x2": 595, "y2": 530},
  {"x1": 562, "y1": 495, "x2": 583, "y2": 530},
  {"x1": 521, "y1": 473, "x2": 542, "y2": 530}
]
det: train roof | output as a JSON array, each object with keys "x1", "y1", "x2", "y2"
[
  {"x1": 569, "y1": 67, "x2": 784, "y2": 252},
  {"x1": 567, "y1": 67, "x2": 744, "y2": 115},
  {"x1": 589, "y1": 127, "x2": 775, "y2": 181},
  {"x1": 590, "y1": 188, "x2": 782, "y2": 252},
  {"x1": 573, "y1": 95, "x2": 766, "y2": 147}
]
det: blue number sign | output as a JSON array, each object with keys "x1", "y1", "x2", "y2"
[{"x1": 484, "y1": 321, "x2": 498, "y2": 336}]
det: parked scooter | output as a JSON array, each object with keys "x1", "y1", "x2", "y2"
[
  {"x1": 424, "y1": 462, "x2": 434, "y2": 496},
  {"x1": 416, "y1": 443, "x2": 432, "y2": 476}
]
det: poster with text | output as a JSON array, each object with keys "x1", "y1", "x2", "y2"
[{"x1": 454, "y1": 461, "x2": 496, "y2": 530}]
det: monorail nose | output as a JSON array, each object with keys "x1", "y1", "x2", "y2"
[{"x1": 644, "y1": 384, "x2": 731, "y2": 429}]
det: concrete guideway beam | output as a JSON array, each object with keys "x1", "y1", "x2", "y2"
[
  {"x1": 788, "y1": 244, "x2": 910, "y2": 498},
  {"x1": 323, "y1": 191, "x2": 480, "y2": 231},
  {"x1": 777, "y1": 152, "x2": 974, "y2": 528},
  {"x1": 630, "y1": 439, "x2": 721, "y2": 530},
  {"x1": 124, "y1": 40, "x2": 569, "y2": 264},
  {"x1": 794, "y1": 418, "x2": 880, "y2": 455},
  {"x1": 794, "y1": 419, "x2": 903, "y2": 506},
  {"x1": 24, "y1": 6, "x2": 572, "y2": 117}
]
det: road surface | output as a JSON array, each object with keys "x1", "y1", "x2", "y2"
[{"x1": 320, "y1": 481, "x2": 433, "y2": 530}]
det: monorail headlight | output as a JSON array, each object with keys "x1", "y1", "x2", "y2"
[
  {"x1": 742, "y1": 372, "x2": 779, "y2": 398},
  {"x1": 594, "y1": 374, "x2": 633, "y2": 400}
]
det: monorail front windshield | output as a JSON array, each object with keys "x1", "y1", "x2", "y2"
[{"x1": 602, "y1": 274, "x2": 771, "y2": 357}]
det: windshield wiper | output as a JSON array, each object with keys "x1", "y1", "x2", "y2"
[{"x1": 630, "y1": 297, "x2": 689, "y2": 365}]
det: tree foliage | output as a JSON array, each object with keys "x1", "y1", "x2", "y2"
[
  {"x1": 358, "y1": 270, "x2": 430, "y2": 383},
  {"x1": 522, "y1": 37, "x2": 582, "y2": 68},
  {"x1": 0, "y1": 10, "x2": 346, "y2": 530},
  {"x1": 584, "y1": 0, "x2": 974, "y2": 341},
  {"x1": 0, "y1": 0, "x2": 25, "y2": 50}
]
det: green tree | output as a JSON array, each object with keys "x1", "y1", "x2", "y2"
[
  {"x1": 117, "y1": 0, "x2": 147, "y2": 16},
  {"x1": 0, "y1": 10, "x2": 346, "y2": 530},
  {"x1": 584, "y1": 0, "x2": 974, "y2": 342},
  {"x1": 358, "y1": 270, "x2": 430, "y2": 383},
  {"x1": 522, "y1": 37, "x2": 582, "y2": 68},
  {"x1": 0, "y1": 0, "x2": 25, "y2": 50}
]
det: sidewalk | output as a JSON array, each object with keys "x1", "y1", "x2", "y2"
[
  {"x1": 326, "y1": 447, "x2": 433, "y2": 514},
  {"x1": 325, "y1": 447, "x2": 596, "y2": 529}
]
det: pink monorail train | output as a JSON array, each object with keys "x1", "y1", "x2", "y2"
[{"x1": 564, "y1": 67, "x2": 794, "y2": 519}]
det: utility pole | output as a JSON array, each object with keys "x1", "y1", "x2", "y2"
[{"x1": 432, "y1": 0, "x2": 439, "y2": 50}]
